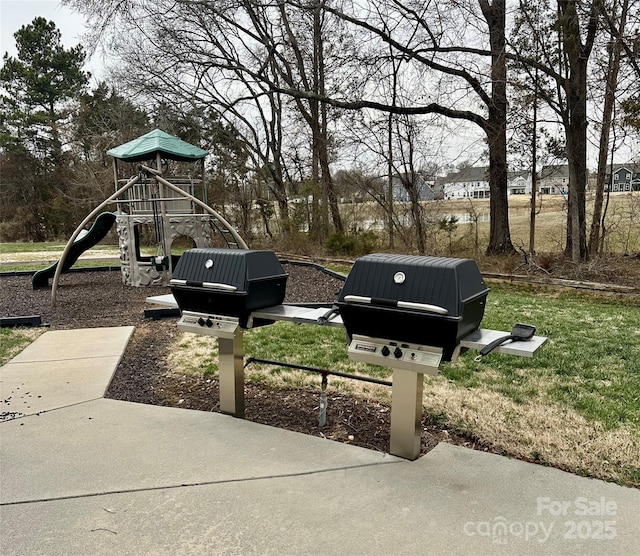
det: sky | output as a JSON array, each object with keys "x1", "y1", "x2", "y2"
[
  {"x1": 1, "y1": 0, "x2": 635, "y2": 167},
  {"x1": 0, "y1": 0, "x2": 102, "y2": 79}
]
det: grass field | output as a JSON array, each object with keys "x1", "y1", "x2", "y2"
[
  {"x1": 454, "y1": 193, "x2": 640, "y2": 255},
  {"x1": 0, "y1": 242, "x2": 190, "y2": 272},
  {"x1": 0, "y1": 242, "x2": 121, "y2": 272},
  {"x1": 341, "y1": 191, "x2": 640, "y2": 256}
]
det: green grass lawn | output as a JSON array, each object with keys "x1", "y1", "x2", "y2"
[
  {"x1": 0, "y1": 242, "x2": 118, "y2": 254},
  {"x1": 0, "y1": 327, "x2": 44, "y2": 366}
]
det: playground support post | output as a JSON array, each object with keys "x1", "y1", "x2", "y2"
[{"x1": 50, "y1": 174, "x2": 142, "y2": 306}]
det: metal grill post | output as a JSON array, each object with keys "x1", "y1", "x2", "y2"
[
  {"x1": 218, "y1": 330, "x2": 245, "y2": 417},
  {"x1": 389, "y1": 368, "x2": 426, "y2": 460}
]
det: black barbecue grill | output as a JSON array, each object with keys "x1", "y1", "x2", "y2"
[
  {"x1": 336, "y1": 253, "x2": 489, "y2": 361},
  {"x1": 166, "y1": 250, "x2": 544, "y2": 461},
  {"x1": 170, "y1": 248, "x2": 288, "y2": 328}
]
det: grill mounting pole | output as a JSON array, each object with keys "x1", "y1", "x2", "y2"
[
  {"x1": 390, "y1": 368, "x2": 427, "y2": 460},
  {"x1": 319, "y1": 373, "x2": 328, "y2": 427},
  {"x1": 218, "y1": 330, "x2": 245, "y2": 417}
]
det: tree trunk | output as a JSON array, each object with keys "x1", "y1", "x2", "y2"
[
  {"x1": 486, "y1": 119, "x2": 513, "y2": 254},
  {"x1": 529, "y1": 78, "x2": 538, "y2": 255},
  {"x1": 318, "y1": 107, "x2": 343, "y2": 233},
  {"x1": 404, "y1": 173, "x2": 426, "y2": 254},
  {"x1": 558, "y1": 0, "x2": 600, "y2": 262},
  {"x1": 268, "y1": 171, "x2": 291, "y2": 236},
  {"x1": 564, "y1": 104, "x2": 589, "y2": 261},
  {"x1": 315, "y1": 3, "x2": 343, "y2": 235},
  {"x1": 264, "y1": 93, "x2": 292, "y2": 237},
  {"x1": 589, "y1": 0, "x2": 628, "y2": 255},
  {"x1": 481, "y1": 0, "x2": 515, "y2": 255},
  {"x1": 560, "y1": 12, "x2": 593, "y2": 261},
  {"x1": 387, "y1": 112, "x2": 395, "y2": 249},
  {"x1": 310, "y1": 123, "x2": 324, "y2": 241}
]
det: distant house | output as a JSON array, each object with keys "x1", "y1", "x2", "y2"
[
  {"x1": 538, "y1": 164, "x2": 630, "y2": 195},
  {"x1": 605, "y1": 163, "x2": 640, "y2": 192},
  {"x1": 392, "y1": 173, "x2": 443, "y2": 201},
  {"x1": 438, "y1": 166, "x2": 491, "y2": 200},
  {"x1": 507, "y1": 170, "x2": 533, "y2": 195},
  {"x1": 539, "y1": 165, "x2": 570, "y2": 195},
  {"x1": 438, "y1": 166, "x2": 533, "y2": 199}
]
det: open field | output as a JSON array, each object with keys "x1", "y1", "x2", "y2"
[
  {"x1": 454, "y1": 193, "x2": 640, "y2": 255},
  {"x1": 2, "y1": 192, "x2": 638, "y2": 271},
  {"x1": 339, "y1": 191, "x2": 640, "y2": 256}
]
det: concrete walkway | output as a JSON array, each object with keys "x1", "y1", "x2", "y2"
[{"x1": 1, "y1": 327, "x2": 638, "y2": 555}]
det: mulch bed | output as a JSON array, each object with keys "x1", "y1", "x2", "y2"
[{"x1": 1, "y1": 264, "x2": 485, "y2": 456}]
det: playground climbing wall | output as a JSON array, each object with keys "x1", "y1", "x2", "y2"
[{"x1": 117, "y1": 214, "x2": 213, "y2": 286}]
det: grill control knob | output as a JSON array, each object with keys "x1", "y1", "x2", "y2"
[
  {"x1": 393, "y1": 347, "x2": 403, "y2": 359},
  {"x1": 381, "y1": 346, "x2": 390, "y2": 357},
  {"x1": 205, "y1": 318, "x2": 213, "y2": 327},
  {"x1": 197, "y1": 317, "x2": 206, "y2": 327}
]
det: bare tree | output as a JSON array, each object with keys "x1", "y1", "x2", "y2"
[
  {"x1": 589, "y1": 0, "x2": 632, "y2": 255},
  {"x1": 311, "y1": 0, "x2": 516, "y2": 254},
  {"x1": 510, "y1": 0, "x2": 603, "y2": 262},
  {"x1": 269, "y1": 0, "x2": 345, "y2": 238},
  {"x1": 65, "y1": 0, "x2": 349, "y2": 239}
]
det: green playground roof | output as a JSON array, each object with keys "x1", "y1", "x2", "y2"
[{"x1": 107, "y1": 129, "x2": 208, "y2": 162}]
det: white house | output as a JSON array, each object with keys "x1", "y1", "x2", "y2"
[
  {"x1": 438, "y1": 166, "x2": 491, "y2": 200},
  {"x1": 539, "y1": 165, "x2": 570, "y2": 195},
  {"x1": 507, "y1": 170, "x2": 533, "y2": 195},
  {"x1": 438, "y1": 166, "x2": 533, "y2": 199}
]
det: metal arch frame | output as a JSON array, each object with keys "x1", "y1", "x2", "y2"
[
  {"x1": 51, "y1": 173, "x2": 141, "y2": 306},
  {"x1": 51, "y1": 166, "x2": 248, "y2": 306}
]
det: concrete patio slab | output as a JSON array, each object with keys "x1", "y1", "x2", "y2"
[
  {"x1": 0, "y1": 398, "x2": 395, "y2": 505},
  {"x1": 0, "y1": 327, "x2": 133, "y2": 418},
  {"x1": 2, "y1": 438, "x2": 638, "y2": 556},
  {"x1": 7, "y1": 327, "x2": 134, "y2": 364},
  {"x1": 0, "y1": 357, "x2": 122, "y2": 417}
]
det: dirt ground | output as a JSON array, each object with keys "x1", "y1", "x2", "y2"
[{"x1": 1, "y1": 264, "x2": 480, "y2": 456}]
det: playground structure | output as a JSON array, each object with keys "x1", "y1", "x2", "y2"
[{"x1": 44, "y1": 129, "x2": 248, "y2": 305}]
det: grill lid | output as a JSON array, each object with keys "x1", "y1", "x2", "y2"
[
  {"x1": 171, "y1": 248, "x2": 286, "y2": 293},
  {"x1": 170, "y1": 249, "x2": 288, "y2": 328},
  {"x1": 337, "y1": 253, "x2": 488, "y2": 316}
]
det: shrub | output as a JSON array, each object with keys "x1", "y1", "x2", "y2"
[{"x1": 325, "y1": 230, "x2": 378, "y2": 257}]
